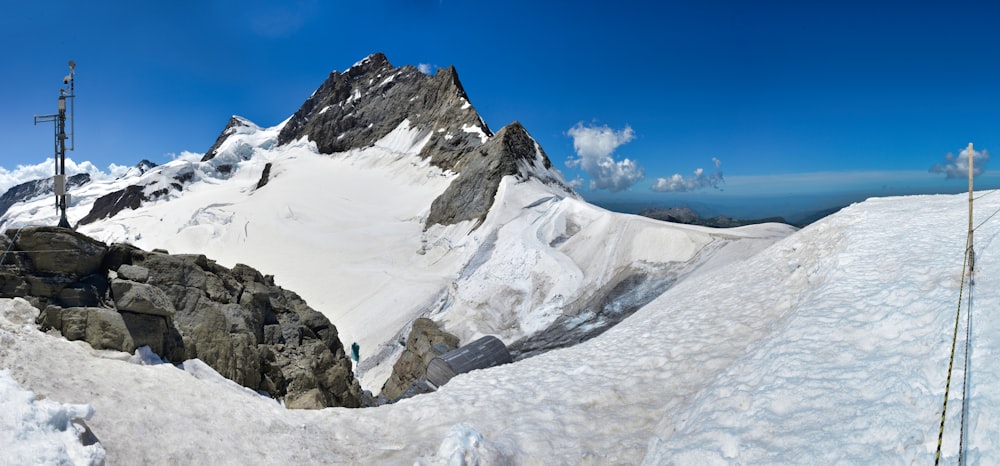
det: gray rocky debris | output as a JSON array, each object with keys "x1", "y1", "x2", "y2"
[{"x1": 2, "y1": 226, "x2": 360, "y2": 409}]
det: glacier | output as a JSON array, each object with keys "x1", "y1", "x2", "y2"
[{"x1": 0, "y1": 189, "x2": 995, "y2": 464}]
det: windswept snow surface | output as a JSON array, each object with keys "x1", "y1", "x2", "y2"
[
  {"x1": 2, "y1": 191, "x2": 998, "y2": 464},
  {"x1": 0, "y1": 117, "x2": 792, "y2": 391}
]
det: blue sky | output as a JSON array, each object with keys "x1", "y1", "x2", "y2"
[{"x1": 2, "y1": 1, "x2": 998, "y2": 217}]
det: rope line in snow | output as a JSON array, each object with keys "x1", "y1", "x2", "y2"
[
  {"x1": 958, "y1": 257, "x2": 974, "y2": 465},
  {"x1": 973, "y1": 189, "x2": 1000, "y2": 201},
  {"x1": 935, "y1": 239, "x2": 972, "y2": 465},
  {"x1": 973, "y1": 202, "x2": 1000, "y2": 232}
]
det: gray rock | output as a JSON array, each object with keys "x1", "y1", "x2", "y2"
[
  {"x1": 119, "y1": 311, "x2": 182, "y2": 360},
  {"x1": 83, "y1": 307, "x2": 135, "y2": 352},
  {"x1": 39, "y1": 306, "x2": 135, "y2": 353},
  {"x1": 116, "y1": 264, "x2": 149, "y2": 282},
  {"x1": 115, "y1": 245, "x2": 361, "y2": 408},
  {"x1": 15, "y1": 234, "x2": 361, "y2": 409},
  {"x1": 380, "y1": 317, "x2": 459, "y2": 401},
  {"x1": 111, "y1": 279, "x2": 175, "y2": 317},
  {"x1": 425, "y1": 121, "x2": 574, "y2": 228},
  {"x1": 11, "y1": 227, "x2": 107, "y2": 276}
]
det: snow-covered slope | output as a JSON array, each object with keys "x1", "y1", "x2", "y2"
[
  {"x1": 0, "y1": 54, "x2": 794, "y2": 393},
  {"x1": 0, "y1": 114, "x2": 789, "y2": 391},
  {"x1": 2, "y1": 191, "x2": 994, "y2": 464}
]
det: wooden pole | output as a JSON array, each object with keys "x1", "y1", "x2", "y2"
[{"x1": 968, "y1": 142, "x2": 975, "y2": 274}]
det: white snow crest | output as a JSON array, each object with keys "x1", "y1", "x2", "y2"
[
  {"x1": 0, "y1": 369, "x2": 105, "y2": 466},
  {"x1": 424, "y1": 424, "x2": 514, "y2": 466},
  {"x1": 461, "y1": 123, "x2": 489, "y2": 144}
]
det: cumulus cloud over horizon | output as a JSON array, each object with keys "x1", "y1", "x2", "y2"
[
  {"x1": 565, "y1": 123, "x2": 644, "y2": 192},
  {"x1": 0, "y1": 158, "x2": 135, "y2": 195},
  {"x1": 930, "y1": 145, "x2": 989, "y2": 179},
  {"x1": 651, "y1": 157, "x2": 724, "y2": 192}
]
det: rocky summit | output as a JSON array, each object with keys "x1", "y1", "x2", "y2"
[
  {"x1": 0, "y1": 226, "x2": 360, "y2": 409},
  {"x1": 229, "y1": 51, "x2": 573, "y2": 228},
  {"x1": 35, "y1": 52, "x2": 573, "y2": 232}
]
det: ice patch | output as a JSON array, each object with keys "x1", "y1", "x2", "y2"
[{"x1": 461, "y1": 123, "x2": 489, "y2": 144}]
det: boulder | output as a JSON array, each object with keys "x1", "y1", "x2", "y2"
[
  {"x1": 111, "y1": 279, "x2": 175, "y2": 317},
  {"x1": 116, "y1": 264, "x2": 149, "y2": 282},
  {"x1": 11, "y1": 227, "x2": 107, "y2": 276},
  {"x1": 380, "y1": 317, "x2": 459, "y2": 401},
  {"x1": 38, "y1": 306, "x2": 135, "y2": 353}
]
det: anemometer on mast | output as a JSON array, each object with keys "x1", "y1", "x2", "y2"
[{"x1": 33, "y1": 60, "x2": 76, "y2": 228}]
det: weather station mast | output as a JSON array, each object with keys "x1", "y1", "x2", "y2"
[{"x1": 33, "y1": 60, "x2": 76, "y2": 229}]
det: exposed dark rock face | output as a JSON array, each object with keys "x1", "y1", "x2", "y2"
[
  {"x1": 426, "y1": 121, "x2": 573, "y2": 228},
  {"x1": 2, "y1": 226, "x2": 360, "y2": 409},
  {"x1": 277, "y1": 52, "x2": 490, "y2": 161},
  {"x1": 77, "y1": 185, "x2": 147, "y2": 226},
  {"x1": 380, "y1": 317, "x2": 459, "y2": 401},
  {"x1": 639, "y1": 206, "x2": 787, "y2": 228},
  {"x1": 256, "y1": 163, "x2": 273, "y2": 189},
  {"x1": 77, "y1": 166, "x2": 196, "y2": 226},
  {"x1": 0, "y1": 173, "x2": 90, "y2": 219}
]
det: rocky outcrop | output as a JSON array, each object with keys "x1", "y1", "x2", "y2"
[
  {"x1": 426, "y1": 121, "x2": 573, "y2": 228},
  {"x1": 380, "y1": 318, "x2": 459, "y2": 401},
  {"x1": 277, "y1": 52, "x2": 490, "y2": 160},
  {"x1": 2, "y1": 226, "x2": 360, "y2": 408}
]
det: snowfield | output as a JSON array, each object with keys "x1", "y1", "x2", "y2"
[
  {"x1": 2, "y1": 190, "x2": 997, "y2": 464},
  {"x1": 2, "y1": 117, "x2": 793, "y2": 391}
]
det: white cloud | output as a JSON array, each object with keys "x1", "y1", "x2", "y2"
[
  {"x1": 930, "y1": 145, "x2": 989, "y2": 178},
  {"x1": 418, "y1": 63, "x2": 434, "y2": 75},
  {"x1": 565, "y1": 123, "x2": 644, "y2": 192},
  {"x1": 651, "y1": 157, "x2": 724, "y2": 192},
  {"x1": 0, "y1": 158, "x2": 127, "y2": 195}
]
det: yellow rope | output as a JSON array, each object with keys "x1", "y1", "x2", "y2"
[{"x1": 935, "y1": 240, "x2": 972, "y2": 464}]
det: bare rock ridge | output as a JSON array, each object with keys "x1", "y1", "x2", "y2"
[
  {"x1": 271, "y1": 52, "x2": 573, "y2": 228},
  {"x1": 0, "y1": 226, "x2": 361, "y2": 409},
  {"x1": 274, "y1": 52, "x2": 490, "y2": 163},
  {"x1": 426, "y1": 120, "x2": 570, "y2": 227}
]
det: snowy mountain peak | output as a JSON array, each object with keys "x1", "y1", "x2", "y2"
[
  {"x1": 346, "y1": 51, "x2": 391, "y2": 74},
  {"x1": 277, "y1": 53, "x2": 489, "y2": 158},
  {"x1": 201, "y1": 115, "x2": 263, "y2": 163}
]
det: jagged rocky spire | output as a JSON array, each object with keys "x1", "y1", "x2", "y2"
[
  {"x1": 276, "y1": 52, "x2": 490, "y2": 161},
  {"x1": 272, "y1": 52, "x2": 573, "y2": 228}
]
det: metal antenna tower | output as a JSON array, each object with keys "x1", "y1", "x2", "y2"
[{"x1": 33, "y1": 60, "x2": 76, "y2": 228}]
